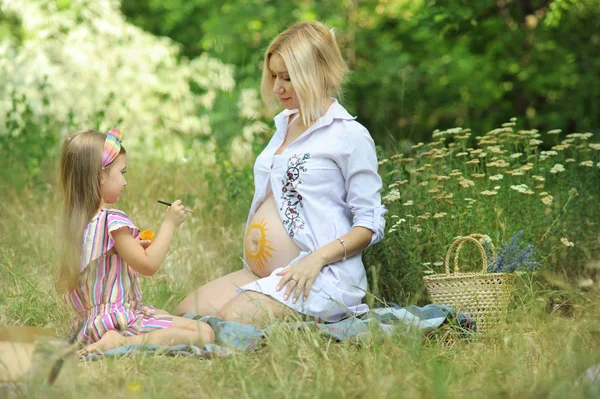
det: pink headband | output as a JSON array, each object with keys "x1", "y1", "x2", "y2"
[{"x1": 102, "y1": 128, "x2": 122, "y2": 167}]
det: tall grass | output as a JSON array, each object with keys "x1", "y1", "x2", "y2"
[
  {"x1": 368, "y1": 123, "x2": 600, "y2": 303},
  {"x1": 1, "y1": 121, "x2": 600, "y2": 397}
]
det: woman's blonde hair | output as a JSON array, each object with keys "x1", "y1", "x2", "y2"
[
  {"x1": 261, "y1": 21, "x2": 347, "y2": 126},
  {"x1": 56, "y1": 130, "x2": 126, "y2": 292}
]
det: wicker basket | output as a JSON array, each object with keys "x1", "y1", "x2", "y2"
[{"x1": 423, "y1": 234, "x2": 515, "y2": 332}]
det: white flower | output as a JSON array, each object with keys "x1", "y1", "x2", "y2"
[
  {"x1": 542, "y1": 195, "x2": 553, "y2": 206},
  {"x1": 530, "y1": 139, "x2": 543, "y2": 146},
  {"x1": 403, "y1": 200, "x2": 414, "y2": 206},
  {"x1": 550, "y1": 164, "x2": 565, "y2": 174},
  {"x1": 458, "y1": 178, "x2": 475, "y2": 187},
  {"x1": 532, "y1": 175, "x2": 546, "y2": 181},
  {"x1": 590, "y1": 143, "x2": 600, "y2": 150},
  {"x1": 433, "y1": 212, "x2": 447, "y2": 219},
  {"x1": 561, "y1": 237, "x2": 575, "y2": 247},
  {"x1": 580, "y1": 161, "x2": 594, "y2": 167},
  {"x1": 489, "y1": 174, "x2": 504, "y2": 181},
  {"x1": 510, "y1": 153, "x2": 523, "y2": 159},
  {"x1": 383, "y1": 189, "x2": 401, "y2": 203},
  {"x1": 456, "y1": 152, "x2": 468, "y2": 158},
  {"x1": 510, "y1": 184, "x2": 534, "y2": 194},
  {"x1": 540, "y1": 150, "x2": 558, "y2": 156},
  {"x1": 547, "y1": 129, "x2": 562, "y2": 135},
  {"x1": 433, "y1": 261, "x2": 444, "y2": 267},
  {"x1": 567, "y1": 132, "x2": 593, "y2": 140},
  {"x1": 494, "y1": 186, "x2": 501, "y2": 190},
  {"x1": 481, "y1": 190, "x2": 498, "y2": 196},
  {"x1": 565, "y1": 158, "x2": 576, "y2": 163}
]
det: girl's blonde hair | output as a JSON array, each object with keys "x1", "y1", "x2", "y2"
[
  {"x1": 261, "y1": 21, "x2": 347, "y2": 126},
  {"x1": 56, "y1": 130, "x2": 126, "y2": 292}
]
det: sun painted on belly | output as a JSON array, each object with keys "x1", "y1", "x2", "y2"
[{"x1": 245, "y1": 219, "x2": 275, "y2": 270}]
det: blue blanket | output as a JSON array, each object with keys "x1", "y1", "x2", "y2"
[{"x1": 83, "y1": 304, "x2": 475, "y2": 360}]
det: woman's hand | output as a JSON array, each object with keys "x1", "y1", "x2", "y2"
[{"x1": 276, "y1": 254, "x2": 325, "y2": 303}]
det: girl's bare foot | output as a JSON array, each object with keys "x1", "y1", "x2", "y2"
[{"x1": 78, "y1": 330, "x2": 125, "y2": 355}]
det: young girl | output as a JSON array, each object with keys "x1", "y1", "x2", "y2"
[{"x1": 58, "y1": 128, "x2": 214, "y2": 353}]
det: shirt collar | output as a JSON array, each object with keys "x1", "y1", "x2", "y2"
[{"x1": 273, "y1": 99, "x2": 356, "y2": 134}]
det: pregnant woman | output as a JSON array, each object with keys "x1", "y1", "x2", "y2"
[{"x1": 176, "y1": 21, "x2": 386, "y2": 325}]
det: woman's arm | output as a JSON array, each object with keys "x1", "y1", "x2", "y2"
[{"x1": 313, "y1": 226, "x2": 373, "y2": 265}]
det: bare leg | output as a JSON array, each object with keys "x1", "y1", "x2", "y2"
[
  {"x1": 218, "y1": 291, "x2": 303, "y2": 328},
  {"x1": 80, "y1": 316, "x2": 215, "y2": 354},
  {"x1": 175, "y1": 268, "x2": 259, "y2": 316}
]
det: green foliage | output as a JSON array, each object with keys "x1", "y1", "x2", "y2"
[
  {"x1": 0, "y1": 86, "x2": 59, "y2": 189},
  {"x1": 366, "y1": 121, "x2": 599, "y2": 303},
  {"x1": 122, "y1": 0, "x2": 600, "y2": 145}
]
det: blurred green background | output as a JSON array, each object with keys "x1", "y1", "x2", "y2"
[
  {"x1": 119, "y1": 0, "x2": 600, "y2": 143},
  {"x1": 2, "y1": 0, "x2": 599, "y2": 181}
]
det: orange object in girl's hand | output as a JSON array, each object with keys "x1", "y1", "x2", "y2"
[{"x1": 139, "y1": 229, "x2": 155, "y2": 242}]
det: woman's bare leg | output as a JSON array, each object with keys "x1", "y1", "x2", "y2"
[
  {"x1": 81, "y1": 316, "x2": 215, "y2": 354},
  {"x1": 218, "y1": 291, "x2": 300, "y2": 328},
  {"x1": 175, "y1": 269, "x2": 259, "y2": 316}
]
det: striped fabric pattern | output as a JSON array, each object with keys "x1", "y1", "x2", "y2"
[{"x1": 66, "y1": 208, "x2": 172, "y2": 345}]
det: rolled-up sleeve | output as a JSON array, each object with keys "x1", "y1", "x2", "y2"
[{"x1": 337, "y1": 124, "x2": 387, "y2": 246}]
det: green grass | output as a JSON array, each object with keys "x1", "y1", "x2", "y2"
[{"x1": 2, "y1": 128, "x2": 600, "y2": 398}]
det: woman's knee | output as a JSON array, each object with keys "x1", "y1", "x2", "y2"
[
  {"x1": 198, "y1": 322, "x2": 216, "y2": 343},
  {"x1": 217, "y1": 303, "x2": 238, "y2": 322},
  {"x1": 174, "y1": 295, "x2": 197, "y2": 315}
]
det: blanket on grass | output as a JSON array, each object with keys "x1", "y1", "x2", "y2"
[{"x1": 83, "y1": 304, "x2": 476, "y2": 361}]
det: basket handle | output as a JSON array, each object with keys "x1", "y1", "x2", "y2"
[
  {"x1": 454, "y1": 233, "x2": 495, "y2": 269},
  {"x1": 444, "y1": 236, "x2": 489, "y2": 274}
]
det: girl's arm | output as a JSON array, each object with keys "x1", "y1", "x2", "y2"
[{"x1": 112, "y1": 200, "x2": 186, "y2": 276}]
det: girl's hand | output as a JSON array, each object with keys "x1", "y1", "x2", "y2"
[
  {"x1": 164, "y1": 199, "x2": 186, "y2": 228},
  {"x1": 134, "y1": 235, "x2": 152, "y2": 249},
  {"x1": 276, "y1": 254, "x2": 325, "y2": 303}
]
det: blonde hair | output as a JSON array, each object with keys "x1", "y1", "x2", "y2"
[
  {"x1": 261, "y1": 21, "x2": 347, "y2": 126},
  {"x1": 56, "y1": 130, "x2": 126, "y2": 292}
]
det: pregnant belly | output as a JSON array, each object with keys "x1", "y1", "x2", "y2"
[{"x1": 244, "y1": 194, "x2": 301, "y2": 278}]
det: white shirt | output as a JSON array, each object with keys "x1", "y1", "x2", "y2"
[{"x1": 239, "y1": 99, "x2": 387, "y2": 322}]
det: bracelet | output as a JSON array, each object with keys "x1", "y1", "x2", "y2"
[{"x1": 337, "y1": 238, "x2": 347, "y2": 262}]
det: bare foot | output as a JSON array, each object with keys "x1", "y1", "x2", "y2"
[{"x1": 78, "y1": 330, "x2": 125, "y2": 355}]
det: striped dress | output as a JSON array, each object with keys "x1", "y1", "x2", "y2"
[{"x1": 65, "y1": 208, "x2": 172, "y2": 345}]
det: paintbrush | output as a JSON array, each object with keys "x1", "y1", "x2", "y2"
[{"x1": 157, "y1": 200, "x2": 195, "y2": 213}]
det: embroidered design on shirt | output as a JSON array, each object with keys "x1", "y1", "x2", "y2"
[{"x1": 280, "y1": 153, "x2": 310, "y2": 237}]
